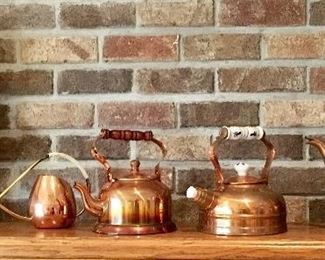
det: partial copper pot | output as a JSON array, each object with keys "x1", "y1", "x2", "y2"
[
  {"x1": 0, "y1": 152, "x2": 90, "y2": 229},
  {"x1": 74, "y1": 129, "x2": 176, "y2": 235},
  {"x1": 187, "y1": 126, "x2": 287, "y2": 236}
]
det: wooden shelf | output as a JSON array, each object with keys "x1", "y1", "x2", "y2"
[{"x1": 0, "y1": 222, "x2": 325, "y2": 259}]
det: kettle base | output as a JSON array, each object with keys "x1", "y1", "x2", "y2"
[
  {"x1": 93, "y1": 222, "x2": 176, "y2": 235},
  {"x1": 200, "y1": 215, "x2": 287, "y2": 236}
]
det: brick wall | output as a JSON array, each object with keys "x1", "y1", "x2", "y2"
[{"x1": 0, "y1": 0, "x2": 325, "y2": 227}]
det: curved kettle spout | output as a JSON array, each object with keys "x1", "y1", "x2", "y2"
[
  {"x1": 306, "y1": 137, "x2": 325, "y2": 163},
  {"x1": 74, "y1": 182, "x2": 103, "y2": 217},
  {"x1": 186, "y1": 186, "x2": 219, "y2": 210}
]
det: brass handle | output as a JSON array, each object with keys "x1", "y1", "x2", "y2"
[
  {"x1": 210, "y1": 126, "x2": 275, "y2": 185},
  {"x1": 0, "y1": 152, "x2": 90, "y2": 220},
  {"x1": 93, "y1": 129, "x2": 167, "y2": 181}
]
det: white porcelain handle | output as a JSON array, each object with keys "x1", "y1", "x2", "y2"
[{"x1": 223, "y1": 126, "x2": 264, "y2": 140}]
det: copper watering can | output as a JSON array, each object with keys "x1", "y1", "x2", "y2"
[
  {"x1": 74, "y1": 129, "x2": 176, "y2": 235},
  {"x1": 0, "y1": 152, "x2": 90, "y2": 229},
  {"x1": 186, "y1": 126, "x2": 287, "y2": 236}
]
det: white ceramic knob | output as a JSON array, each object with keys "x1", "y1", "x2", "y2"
[
  {"x1": 234, "y1": 162, "x2": 249, "y2": 177},
  {"x1": 186, "y1": 186, "x2": 197, "y2": 199}
]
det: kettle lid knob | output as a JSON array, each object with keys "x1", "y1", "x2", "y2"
[{"x1": 234, "y1": 162, "x2": 249, "y2": 176}]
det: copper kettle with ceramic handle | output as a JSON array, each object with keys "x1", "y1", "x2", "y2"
[{"x1": 186, "y1": 126, "x2": 287, "y2": 236}]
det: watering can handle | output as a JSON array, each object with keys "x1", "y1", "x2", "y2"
[
  {"x1": 92, "y1": 129, "x2": 167, "y2": 181},
  {"x1": 0, "y1": 152, "x2": 90, "y2": 221},
  {"x1": 210, "y1": 126, "x2": 275, "y2": 186}
]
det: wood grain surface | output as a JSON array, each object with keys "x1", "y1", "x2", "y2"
[{"x1": 0, "y1": 222, "x2": 324, "y2": 259}]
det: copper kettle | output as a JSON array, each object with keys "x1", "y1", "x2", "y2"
[
  {"x1": 0, "y1": 152, "x2": 89, "y2": 228},
  {"x1": 74, "y1": 129, "x2": 176, "y2": 235},
  {"x1": 186, "y1": 126, "x2": 287, "y2": 236}
]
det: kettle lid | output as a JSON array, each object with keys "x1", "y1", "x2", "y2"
[
  {"x1": 225, "y1": 162, "x2": 266, "y2": 185},
  {"x1": 119, "y1": 160, "x2": 159, "y2": 181}
]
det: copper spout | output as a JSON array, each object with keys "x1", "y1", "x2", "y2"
[
  {"x1": 306, "y1": 137, "x2": 325, "y2": 163},
  {"x1": 186, "y1": 186, "x2": 219, "y2": 210},
  {"x1": 74, "y1": 182, "x2": 103, "y2": 217}
]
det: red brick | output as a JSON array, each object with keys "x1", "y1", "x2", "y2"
[
  {"x1": 309, "y1": 199, "x2": 325, "y2": 225},
  {"x1": 263, "y1": 100, "x2": 325, "y2": 127},
  {"x1": 0, "y1": 105, "x2": 9, "y2": 129},
  {"x1": 59, "y1": 2, "x2": 135, "y2": 28},
  {"x1": 57, "y1": 136, "x2": 130, "y2": 160},
  {"x1": 218, "y1": 67, "x2": 306, "y2": 92},
  {"x1": 0, "y1": 39, "x2": 16, "y2": 63},
  {"x1": 16, "y1": 103, "x2": 94, "y2": 129},
  {"x1": 218, "y1": 0, "x2": 305, "y2": 26},
  {"x1": 0, "y1": 136, "x2": 51, "y2": 161},
  {"x1": 310, "y1": 68, "x2": 325, "y2": 94},
  {"x1": 0, "y1": 4, "x2": 55, "y2": 30},
  {"x1": 0, "y1": 169, "x2": 10, "y2": 192},
  {"x1": 310, "y1": 1, "x2": 325, "y2": 25},
  {"x1": 183, "y1": 34, "x2": 260, "y2": 60},
  {"x1": 180, "y1": 102, "x2": 259, "y2": 127},
  {"x1": 98, "y1": 102, "x2": 176, "y2": 129},
  {"x1": 265, "y1": 33, "x2": 325, "y2": 59},
  {"x1": 135, "y1": 68, "x2": 214, "y2": 93},
  {"x1": 284, "y1": 196, "x2": 307, "y2": 224},
  {"x1": 20, "y1": 37, "x2": 97, "y2": 64},
  {"x1": 137, "y1": 0, "x2": 213, "y2": 26},
  {"x1": 269, "y1": 167, "x2": 325, "y2": 195},
  {"x1": 137, "y1": 135, "x2": 210, "y2": 161},
  {"x1": 103, "y1": 35, "x2": 178, "y2": 62},
  {"x1": 58, "y1": 70, "x2": 132, "y2": 94},
  {"x1": 217, "y1": 135, "x2": 303, "y2": 160},
  {"x1": 0, "y1": 70, "x2": 53, "y2": 95},
  {"x1": 172, "y1": 198, "x2": 199, "y2": 229}
]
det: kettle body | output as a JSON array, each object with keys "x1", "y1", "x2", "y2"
[{"x1": 28, "y1": 175, "x2": 77, "y2": 228}]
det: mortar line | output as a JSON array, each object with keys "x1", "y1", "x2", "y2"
[
  {"x1": 214, "y1": 68, "x2": 219, "y2": 93},
  {"x1": 53, "y1": 66, "x2": 59, "y2": 96},
  {"x1": 1, "y1": 159, "x2": 324, "y2": 170},
  {"x1": 214, "y1": 0, "x2": 220, "y2": 26},
  {"x1": 1, "y1": 59, "x2": 324, "y2": 71},
  {"x1": 176, "y1": 102, "x2": 181, "y2": 129},
  {"x1": 15, "y1": 39, "x2": 21, "y2": 65},
  {"x1": 259, "y1": 100, "x2": 265, "y2": 127},
  {"x1": 306, "y1": 66, "x2": 311, "y2": 94},
  {"x1": 93, "y1": 103, "x2": 99, "y2": 129},
  {"x1": 0, "y1": 27, "x2": 325, "y2": 39},
  {"x1": 306, "y1": 0, "x2": 311, "y2": 26},
  {"x1": 2, "y1": 92, "x2": 325, "y2": 105}
]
